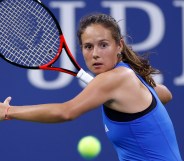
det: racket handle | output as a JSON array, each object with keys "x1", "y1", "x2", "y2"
[{"x1": 77, "y1": 69, "x2": 94, "y2": 84}]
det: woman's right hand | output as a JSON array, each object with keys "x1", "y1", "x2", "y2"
[{"x1": 0, "y1": 96, "x2": 12, "y2": 120}]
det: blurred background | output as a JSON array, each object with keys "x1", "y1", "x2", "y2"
[{"x1": 0, "y1": 0, "x2": 183, "y2": 160}]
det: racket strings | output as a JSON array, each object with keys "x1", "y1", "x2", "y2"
[
  {"x1": 1, "y1": 1, "x2": 39, "y2": 64},
  {"x1": 0, "y1": 0, "x2": 61, "y2": 67},
  {"x1": 1, "y1": 4, "x2": 37, "y2": 65}
]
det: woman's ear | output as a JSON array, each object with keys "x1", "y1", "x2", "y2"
[{"x1": 118, "y1": 38, "x2": 124, "y2": 52}]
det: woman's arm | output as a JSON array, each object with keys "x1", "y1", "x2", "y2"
[
  {"x1": 154, "y1": 84, "x2": 172, "y2": 104},
  {"x1": 0, "y1": 73, "x2": 116, "y2": 123}
]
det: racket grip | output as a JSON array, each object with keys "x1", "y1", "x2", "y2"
[{"x1": 77, "y1": 69, "x2": 94, "y2": 84}]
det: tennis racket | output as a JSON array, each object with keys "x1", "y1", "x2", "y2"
[{"x1": 0, "y1": 0, "x2": 93, "y2": 84}]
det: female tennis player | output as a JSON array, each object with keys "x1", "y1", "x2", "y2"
[{"x1": 0, "y1": 13, "x2": 182, "y2": 161}]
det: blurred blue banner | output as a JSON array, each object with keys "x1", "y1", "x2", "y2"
[{"x1": 0, "y1": 0, "x2": 183, "y2": 160}]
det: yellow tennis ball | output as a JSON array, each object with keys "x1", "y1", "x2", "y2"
[{"x1": 77, "y1": 136, "x2": 101, "y2": 160}]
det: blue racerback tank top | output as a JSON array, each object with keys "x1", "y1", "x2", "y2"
[{"x1": 102, "y1": 62, "x2": 182, "y2": 161}]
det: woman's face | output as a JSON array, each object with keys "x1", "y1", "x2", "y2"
[{"x1": 81, "y1": 24, "x2": 123, "y2": 75}]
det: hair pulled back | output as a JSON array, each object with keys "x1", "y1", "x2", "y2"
[{"x1": 77, "y1": 13, "x2": 159, "y2": 87}]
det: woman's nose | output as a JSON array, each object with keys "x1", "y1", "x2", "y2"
[{"x1": 92, "y1": 47, "x2": 100, "y2": 59}]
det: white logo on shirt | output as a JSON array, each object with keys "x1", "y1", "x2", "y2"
[{"x1": 105, "y1": 124, "x2": 109, "y2": 132}]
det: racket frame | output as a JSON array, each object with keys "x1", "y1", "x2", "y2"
[{"x1": 0, "y1": 0, "x2": 93, "y2": 83}]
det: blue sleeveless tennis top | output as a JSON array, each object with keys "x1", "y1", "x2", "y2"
[{"x1": 102, "y1": 62, "x2": 182, "y2": 161}]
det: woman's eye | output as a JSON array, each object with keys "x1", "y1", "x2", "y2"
[
  {"x1": 100, "y1": 43, "x2": 108, "y2": 48},
  {"x1": 84, "y1": 44, "x2": 92, "y2": 50}
]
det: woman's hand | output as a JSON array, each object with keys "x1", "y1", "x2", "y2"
[
  {"x1": 154, "y1": 84, "x2": 172, "y2": 104},
  {"x1": 0, "y1": 96, "x2": 12, "y2": 120}
]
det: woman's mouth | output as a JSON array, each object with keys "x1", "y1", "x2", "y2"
[{"x1": 93, "y1": 63, "x2": 103, "y2": 68}]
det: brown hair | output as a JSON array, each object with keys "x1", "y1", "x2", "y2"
[{"x1": 77, "y1": 13, "x2": 159, "y2": 87}]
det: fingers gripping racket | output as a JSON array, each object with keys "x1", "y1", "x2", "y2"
[{"x1": 0, "y1": 0, "x2": 93, "y2": 84}]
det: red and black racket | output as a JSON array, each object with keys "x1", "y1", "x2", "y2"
[{"x1": 0, "y1": 0, "x2": 93, "y2": 84}]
